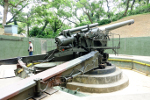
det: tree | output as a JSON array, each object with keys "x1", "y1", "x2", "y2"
[
  {"x1": 147, "y1": 0, "x2": 149, "y2": 5},
  {"x1": 106, "y1": 0, "x2": 110, "y2": 19},
  {"x1": 123, "y1": 0, "x2": 130, "y2": 16},
  {"x1": 72, "y1": 8, "x2": 82, "y2": 24},
  {"x1": 131, "y1": 0, "x2": 135, "y2": 12},
  {"x1": 6, "y1": 3, "x2": 28, "y2": 24},
  {"x1": 33, "y1": 4, "x2": 62, "y2": 35},
  {"x1": 0, "y1": 0, "x2": 29, "y2": 27},
  {"x1": 75, "y1": 0, "x2": 105, "y2": 24},
  {"x1": 76, "y1": 0, "x2": 93, "y2": 23},
  {"x1": 45, "y1": 0, "x2": 74, "y2": 32},
  {"x1": 0, "y1": 11, "x2": 2, "y2": 20},
  {"x1": 29, "y1": 0, "x2": 72, "y2": 37},
  {"x1": 50, "y1": 0, "x2": 79, "y2": 26}
]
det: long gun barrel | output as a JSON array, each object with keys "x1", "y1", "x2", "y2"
[
  {"x1": 56, "y1": 19, "x2": 134, "y2": 46},
  {"x1": 99, "y1": 19, "x2": 134, "y2": 31},
  {"x1": 61, "y1": 23, "x2": 98, "y2": 34}
]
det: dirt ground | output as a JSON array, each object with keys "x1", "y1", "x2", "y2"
[{"x1": 102, "y1": 13, "x2": 150, "y2": 38}]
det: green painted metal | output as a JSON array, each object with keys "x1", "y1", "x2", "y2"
[{"x1": 106, "y1": 36, "x2": 150, "y2": 56}]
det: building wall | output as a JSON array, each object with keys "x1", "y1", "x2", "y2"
[
  {"x1": 0, "y1": 35, "x2": 56, "y2": 60},
  {"x1": 106, "y1": 36, "x2": 150, "y2": 56}
]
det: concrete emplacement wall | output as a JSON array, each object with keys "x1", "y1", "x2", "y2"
[
  {"x1": 106, "y1": 36, "x2": 150, "y2": 56},
  {"x1": 0, "y1": 35, "x2": 56, "y2": 60},
  {"x1": 1, "y1": 36, "x2": 150, "y2": 60},
  {"x1": 108, "y1": 57, "x2": 150, "y2": 76}
]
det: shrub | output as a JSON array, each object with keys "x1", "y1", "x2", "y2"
[
  {"x1": 129, "y1": 4, "x2": 150, "y2": 15},
  {"x1": 78, "y1": 21, "x2": 91, "y2": 26},
  {"x1": 98, "y1": 19, "x2": 111, "y2": 25},
  {"x1": 97, "y1": 4, "x2": 150, "y2": 26}
]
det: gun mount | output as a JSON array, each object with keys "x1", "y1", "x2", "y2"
[{"x1": 0, "y1": 19, "x2": 134, "y2": 100}]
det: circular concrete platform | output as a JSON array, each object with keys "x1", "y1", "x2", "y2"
[
  {"x1": 86, "y1": 64, "x2": 116, "y2": 75},
  {"x1": 73, "y1": 68, "x2": 122, "y2": 84},
  {"x1": 67, "y1": 74, "x2": 129, "y2": 93},
  {"x1": 67, "y1": 63, "x2": 129, "y2": 93}
]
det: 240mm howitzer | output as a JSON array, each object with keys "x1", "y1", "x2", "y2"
[{"x1": 0, "y1": 19, "x2": 134, "y2": 100}]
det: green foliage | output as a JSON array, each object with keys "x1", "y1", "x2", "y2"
[
  {"x1": 18, "y1": 27, "x2": 25, "y2": 34},
  {"x1": 78, "y1": 21, "x2": 91, "y2": 26},
  {"x1": 1, "y1": 0, "x2": 150, "y2": 38},
  {"x1": 0, "y1": 24, "x2": 2, "y2": 28},
  {"x1": 112, "y1": 11, "x2": 124, "y2": 21},
  {"x1": 98, "y1": 19, "x2": 111, "y2": 25},
  {"x1": 29, "y1": 24, "x2": 72, "y2": 38},
  {"x1": 29, "y1": 0, "x2": 73, "y2": 38},
  {"x1": 128, "y1": 4, "x2": 150, "y2": 15},
  {"x1": 75, "y1": 0, "x2": 105, "y2": 23},
  {"x1": 29, "y1": 27, "x2": 41, "y2": 37},
  {"x1": 17, "y1": 23, "x2": 26, "y2": 34},
  {"x1": 97, "y1": 3, "x2": 150, "y2": 26},
  {"x1": 29, "y1": 26, "x2": 50, "y2": 38}
]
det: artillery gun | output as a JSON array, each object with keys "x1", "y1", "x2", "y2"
[
  {"x1": 0, "y1": 19, "x2": 134, "y2": 100},
  {"x1": 54, "y1": 19, "x2": 134, "y2": 63}
]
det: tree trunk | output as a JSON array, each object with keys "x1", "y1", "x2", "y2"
[
  {"x1": 85, "y1": 12, "x2": 93, "y2": 24},
  {"x1": 123, "y1": 0, "x2": 130, "y2": 16},
  {"x1": 26, "y1": 15, "x2": 29, "y2": 37},
  {"x1": 14, "y1": 18, "x2": 17, "y2": 25},
  {"x1": 54, "y1": 20, "x2": 57, "y2": 33},
  {"x1": 40, "y1": 20, "x2": 49, "y2": 34},
  {"x1": 78, "y1": 18, "x2": 82, "y2": 23},
  {"x1": 6, "y1": 4, "x2": 27, "y2": 24},
  {"x1": 2, "y1": 0, "x2": 9, "y2": 27},
  {"x1": 27, "y1": 24, "x2": 29, "y2": 37},
  {"x1": 106, "y1": 0, "x2": 110, "y2": 19},
  {"x1": 131, "y1": 0, "x2": 135, "y2": 12},
  {"x1": 147, "y1": 0, "x2": 149, "y2": 5},
  {"x1": 74, "y1": 8, "x2": 82, "y2": 23},
  {"x1": 65, "y1": 18, "x2": 79, "y2": 26}
]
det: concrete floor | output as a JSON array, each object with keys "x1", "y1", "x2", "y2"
[
  {"x1": 89, "y1": 69, "x2": 150, "y2": 95},
  {"x1": 42, "y1": 69, "x2": 150, "y2": 100},
  {"x1": 1, "y1": 54, "x2": 150, "y2": 100},
  {"x1": 0, "y1": 65, "x2": 23, "y2": 89},
  {"x1": 81, "y1": 69, "x2": 150, "y2": 100}
]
